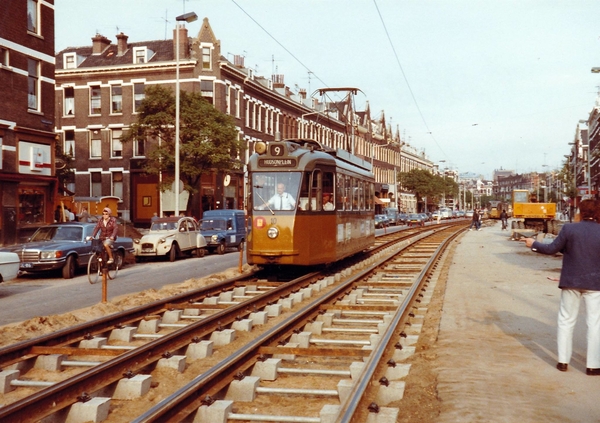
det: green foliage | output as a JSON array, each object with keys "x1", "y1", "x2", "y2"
[
  {"x1": 122, "y1": 85, "x2": 244, "y2": 193},
  {"x1": 397, "y1": 169, "x2": 458, "y2": 208}
]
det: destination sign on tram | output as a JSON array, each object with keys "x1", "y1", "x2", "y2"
[{"x1": 258, "y1": 158, "x2": 297, "y2": 167}]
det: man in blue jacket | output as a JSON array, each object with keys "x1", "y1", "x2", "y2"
[{"x1": 522, "y1": 199, "x2": 600, "y2": 375}]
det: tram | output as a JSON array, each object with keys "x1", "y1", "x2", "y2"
[
  {"x1": 487, "y1": 200, "x2": 507, "y2": 219},
  {"x1": 247, "y1": 138, "x2": 375, "y2": 267}
]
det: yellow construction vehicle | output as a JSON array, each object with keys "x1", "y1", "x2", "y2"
[{"x1": 511, "y1": 189, "x2": 558, "y2": 235}]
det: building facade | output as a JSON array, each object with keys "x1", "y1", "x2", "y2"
[
  {"x1": 0, "y1": 0, "x2": 58, "y2": 244},
  {"x1": 55, "y1": 18, "x2": 433, "y2": 226}
]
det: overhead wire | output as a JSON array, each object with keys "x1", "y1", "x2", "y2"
[{"x1": 372, "y1": 0, "x2": 448, "y2": 160}]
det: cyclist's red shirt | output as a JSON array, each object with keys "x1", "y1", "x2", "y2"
[{"x1": 92, "y1": 216, "x2": 118, "y2": 240}]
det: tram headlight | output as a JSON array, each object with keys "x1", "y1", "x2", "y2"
[
  {"x1": 255, "y1": 141, "x2": 267, "y2": 155},
  {"x1": 267, "y1": 227, "x2": 279, "y2": 239}
]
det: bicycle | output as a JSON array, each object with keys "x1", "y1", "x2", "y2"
[{"x1": 87, "y1": 237, "x2": 119, "y2": 284}]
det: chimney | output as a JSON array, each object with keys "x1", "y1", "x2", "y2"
[
  {"x1": 299, "y1": 89, "x2": 307, "y2": 100},
  {"x1": 116, "y1": 32, "x2": 128, "y2": 56},
  {"x1": 92, "y1": 33, "x2": 111, "y2": 55},
  {"x1": 272, "y1": 74, "x2": 285, "y2": 89},
  {"x1": 172, "y1": 24, "x2": 189, "y2": 60}
]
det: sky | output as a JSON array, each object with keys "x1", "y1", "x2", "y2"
[{"x1": 55, "y1": 0, "x2": 600, "y2": 179}]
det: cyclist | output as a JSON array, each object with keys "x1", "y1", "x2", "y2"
[{"x1": 91, "y1": 207, "x2": 119, "y2": 264}]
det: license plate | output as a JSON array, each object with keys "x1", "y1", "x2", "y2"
[
  {"x1": 141, "y1": 249, "x2": 154, "y2": 254},
  {"x1": 21, "y1": 263, "x2": 33, "y2": 269}
]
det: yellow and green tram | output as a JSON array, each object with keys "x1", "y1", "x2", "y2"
[{"x1": 247, "y1": 138, "x2": 375, "y2": 267}]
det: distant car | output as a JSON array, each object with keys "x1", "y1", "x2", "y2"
[
  {"x1": 0, "y1": 222, "x2": 133, "y2": 279},
  {"x1": 384, "y1": 208, "x2": 399, "y2": 225},
  {"x1": 375, "y1": 214, "x2": 390, "y2": 229},
  {"x1": 456, "y1": 210, "x2": 466, "y2": 218},
  {"x1": 133, "y1": 216, "x2": 207, "y2": 262},
  {"x1": 407, "y1": 213, "x2": 425, "y2": 227},
  {"x1": 0, "y1": 252, "x2": 20, "y2": 282},
  {"x1": 397, "y1": 213, "x2": 408, "y2": 225},
  {"x1": 466, "y1": 210, "x2": 474, "y2": 218}
]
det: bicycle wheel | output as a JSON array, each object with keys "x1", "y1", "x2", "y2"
[
  {"x1": 107, "y1": 251, "x2": 121, "y2": 280},
  {"x1": 87, "y1": 254, "x2": 100, "y2": 284}
]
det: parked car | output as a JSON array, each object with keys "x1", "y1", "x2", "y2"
[
  {"x1": 0, "y1": 222, "x2": 134, "y2": 279},
  {"x1": 466, "y1": 210, "x2": 474, "y2": 218},
  {"x1": 200, "y1": 210, "x2": 247, "y2": 254},
  {"x1": 407, "y1": 213, "x2": 425, "y2": 227},
  {"x1": 0, "y1": 252, "x2": 20, "y2": 282},
  {"x1": 134, "y1": 216, "x2": 207, "y2": 262},
  {"x1": 384, "y1": 208, "x2": 399, "y2": 225},
  {"x1": 374, "y1": 214, "x2": 390, "y2": 229},
  {"x1": 397, "y1": 213, "x2": 408, "y2": 225}
]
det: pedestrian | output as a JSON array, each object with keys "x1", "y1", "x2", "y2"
[
  {"x1": 521, "y1": 199, "x2": 600, "y2": 375},
  {"x1": 78, "y1": 206, "x2": 91, "y2": 223},
  {"x1": 500, "y1": 209, "x2": 508, "y2": 230},
  {"x1": 469, "y1": 208, "x2": 480, "y2": 231}
]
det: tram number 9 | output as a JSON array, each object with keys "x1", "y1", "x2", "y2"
[{"x1": 270, "y1": 145, "x2": 285, "y2": 156}]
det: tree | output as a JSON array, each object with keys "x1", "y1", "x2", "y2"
[
  {"x1": 397, "y1": 169, "x2": 456, "y2": 212},
  {"x1": 55, "y1": 140, "x2": 74, "y2": 194},
  {"x1": 123, "y1": 85, "x2": 244, "y2": 218}
]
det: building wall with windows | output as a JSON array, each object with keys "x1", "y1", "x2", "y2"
[
  {"x1": 55, "y1": 17, "x2": 433, "y2": 226},
  {"x1": 0, "y1": 0, "x2": 57, "y2": 244}
]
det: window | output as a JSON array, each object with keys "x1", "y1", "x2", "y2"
[
  {"x1": 112, "y1": 171, "x2": 123, "y2": 199},
  {"x1": 27, "y1": 0, "x2": 38, "y2": 34},
  {"x1": 90, "y1": 130, "x2": 101, "y2": 158},
  {"x1": 90, "y1": 85, "x2": 101, "y2": 114},
  {"x1": 65, "y1": 172, "x2": 75, "y2": 195},
  {"x1": 111, "y1": 129, "x2": 123, "y2": 158},
  {"x1": 0, "y1": 47, "x2": 8, "y2": 67},
  {"x1": 0, "y1": 137, "x2": 3, "y2": 170},
  {"x1": 111, "y1": 85, "x2": 122, "y2": 114},
  {"x1": 134, "y1": 136, "x2": 145, "y2": 157},
  {"x1": 27, "y1": 59, "x2": 39, "y2": 111},
  {"x1": 64, "y1": 130, "x2": 75, "y2": 157},
  {"x1": 63, "y1": 87, "x2": 74, "y2": 116},
  {"x1": 200, "y1": 80, "x2": 213, "y2": 96},
  {"x1": 133, "y1": 47, "x2": 146, "y2": 64},
  {"x1": 202, "y1": 46, "x2": 211, "y2": 69},
  {"x1": 91, "y1": 172, "x2": 102, "y2": 197},
  {"x1": 63, "y1": 52, "x2": 76, "y2": 69},
  {"x1": 133, "y1": 83, "x2": 145, "y2": 112}
]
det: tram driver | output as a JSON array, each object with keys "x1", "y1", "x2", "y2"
[{"x1": 261, "y1": 183, "x2": 296, "y2": 210}]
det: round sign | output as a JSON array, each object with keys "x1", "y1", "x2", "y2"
[{"x1": 224, "y1": 175, "x2": 231, "y2": 187}]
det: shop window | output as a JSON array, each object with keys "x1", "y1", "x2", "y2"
[{"x1": 19, "y1": 188, "x2": 45, "y2": 225}]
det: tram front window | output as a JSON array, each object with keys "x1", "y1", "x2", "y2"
[{"x1": 253, "y1": 172, "x2": 301, "y2": 211}]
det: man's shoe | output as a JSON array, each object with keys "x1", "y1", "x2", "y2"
[
  {"x1": 107, "y1": 258, "x2": 114, "y2": 264},
  {"x1": 586, "y1": 368, "x2": 600, "y2": 375},
  {"x1": 556, "y1": 363, "x2": 568, "y2": 372}
]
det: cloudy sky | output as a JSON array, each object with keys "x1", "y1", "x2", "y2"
[{"x1": 55, "y1": 0, "x2": 600, "y2": 179}]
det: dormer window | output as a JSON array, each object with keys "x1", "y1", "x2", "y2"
[
  {"x1": 64, "y1": 52, "x2": 76, "y2": 69},
  {"x1": 133, "y1": 47, "x2": 153, "y2": 64}
]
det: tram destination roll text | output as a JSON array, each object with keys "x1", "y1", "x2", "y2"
[{"x1": 259, "y1": 158, "x2": 297, "y2": 167}]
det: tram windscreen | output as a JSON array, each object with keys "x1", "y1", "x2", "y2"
[{"x1": 252, "y1": 172, "x2": 301, "y2": 211}]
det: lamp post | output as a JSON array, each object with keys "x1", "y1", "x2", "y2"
[{"x1": 174, "y1": 11, "x2": 198, "y2": 216}]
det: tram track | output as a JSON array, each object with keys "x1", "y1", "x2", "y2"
[{"x1": 0, "y1": 222, "x2": 466, "y2": 422}]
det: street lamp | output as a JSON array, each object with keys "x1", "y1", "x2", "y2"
[{"x1": 175, "y1": 11, "x2": 198, "y2": 216}]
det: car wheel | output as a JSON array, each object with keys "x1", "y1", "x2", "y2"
[
  {"x1": 169, "y1": 243, "x2": 180, "y2": 262},
  {"x1": 196, "y1": 248, "x2": 206, "y2": 258},
  {"x1": 62, "y1": 255, "x2": 75, "y2": 279},
  {"x1": 216, "y1": 242, "x2": 226, "y2": 255}
]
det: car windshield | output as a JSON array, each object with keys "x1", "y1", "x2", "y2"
[
  {"x1": 30, "y1": 226, "x2": 83, "y2": 242},
  {"x1": 200, "y1": 219, "x2": 227, "y2": 231},
  {"x1": 151, "y1": 222, "x2": 177, "y2": 231}
]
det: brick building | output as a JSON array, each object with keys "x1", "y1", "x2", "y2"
[
  {"x1": 55, "y1": 17, "x2": 433, "y2": 225},
  {"x1": 0, "y1": 0, "x2": 58, "y2": 244}
]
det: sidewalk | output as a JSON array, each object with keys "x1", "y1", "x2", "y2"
[{"x1": 435, "y1": 219, "x2": 599, "y2": 422}]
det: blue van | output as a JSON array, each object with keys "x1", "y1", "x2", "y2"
[{"x1": 200, "y1": 210, "x2": 247, "y2": 254}]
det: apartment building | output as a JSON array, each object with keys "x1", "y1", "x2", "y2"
[{"x1": 0, "y1": 0, "x2": 57, "y2": 244}]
